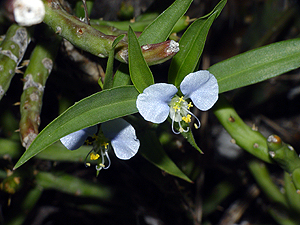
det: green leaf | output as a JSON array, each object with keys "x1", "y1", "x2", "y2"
[
  {"x1": 209, "y1": 38, "x2": 300, "y2": 93},
  {"x1": 139, "y1": 129, "x2": 192, "y2": 183},
  {"x1": 14, "y1": 86, "x2": 139, "y2": 169},
  {"x1": 170, "y1": 118, "x2": 203, "y2": 153},
  {"x1": 169, "y1": 0, "x2": 227, "y2": 86},
  {"x1": 138, "y1": 0, "x2": 193, "y2": 45},
  {"x1": 112, "y1": 63, "x2": 131, "y2": 87},
  {"x1": 128, "y1": 26, "x2": 154, "y2": 93},
  {"x1": 181, "y1": 129, "x2": 203, "y2": 154}
]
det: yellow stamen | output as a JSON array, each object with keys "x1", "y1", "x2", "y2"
[
  {"x1": 187, "y1": 102, "x2": 193, "y2": 109},
  {"x1": 86, "y1": 163, "x2": 91, "y2": 167},
  {"x1": 90, "y1": 152, "x2": 100, "y2": 160},
  {"x1": 194, "y1": 123, "x2": 199, "y2": 129},
  {"x1": 178, "y1": 96, "x2": 185, "y2": 103},
  {"x1": 182, "y1": 114, "x2": 191, "y2": 123},
  {"x1": 99, "y1": 163, "x2": 105, "y2": 168},
  {"x1": 173, "y1": 105, "x2": 180, "y2": 112},
  {"x1": 92, "y1": 134, "x2": 98, "y2": 140},
  {"x1": 101, "y1": 142, "x2": 109, "y2": 149},
  {"x1": 85, "y1": 140, "x2": 93, "y2": 145},
  {"x1": 179, "y1": 127, "x2": 184, "y2": 132}
]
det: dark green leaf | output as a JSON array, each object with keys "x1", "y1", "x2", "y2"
[
  {"x1": 138, "y1": 0, "x2": 193, "y2": 45},
  {"x1": 139, "y1": 129, "x2": 192, "y2": 183},
  {"x1": 112, "y1": 64, "x2": 131, "y2": 87},
  {"x1": 169, "y1": 0, "x2": 227, "y2": 86},
  {"x1": 128, "y1": 26, "x2": 154, "y2": 93},
  {"x1": 181, "y1": 129, "x2": 203, "y2": 154}
]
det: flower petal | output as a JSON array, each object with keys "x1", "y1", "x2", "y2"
[
  {"x1": 102, "y1": 118, "x2": 140, "y2": 160},
  {"x1": 136, "y1": 83, "x2": 178, "y2": 123},
  {"x1": 60, "y1": 125, "x2": 97, "y2": 150},
  {"x1": 180, "y1": 70, "x2": 219, "y2": 111}
]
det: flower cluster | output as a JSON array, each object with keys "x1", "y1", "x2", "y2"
[
  {"x1": 136, "y1": 70, "x2": 219, "y2": 133},
  {"x1": 60, "y1": 118, "x2": 140, "y2": 171}
]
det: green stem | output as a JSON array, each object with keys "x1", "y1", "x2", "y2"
[
  {"x1": 284, "y1": 172, "x2": 300, "y2": 214},
  {"x1": 43, "y1": 0, "x2": 178, "y2": 65},
  {"x1": 213, "y1": 95, "x2": 272, "y2": 163},
  {"x1": 267, "y1": 135, "x2": 300, "y2": 173},
  {"x1": 19, "y1": 31, "x2": 61, "y2": 149},
  {"x1": 0, "y1": 24, "x2": 31, "y2": 100},
  {"x1": 248, "y1": 160, "x2": 288, "y2": 208}
]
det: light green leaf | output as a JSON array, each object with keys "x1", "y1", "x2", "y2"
[
  {"x1": 209, "y1": 38, "x2": 300, "y2": 93},
  {"x1": 14, "y1": 86, "x2": 139, "y2": 169},
  {"x1": 139, "y1": 129, "x2": 192, "y2": 183},
  {"x1": 128, "y1": 26, "x2": 154, "y2": 93},
  {"x1": 138, "y1": 0, "x2": 193, "y2": 45},
  {"x1": 169, "y1": 0, "x2": 226, "y2": 86}
]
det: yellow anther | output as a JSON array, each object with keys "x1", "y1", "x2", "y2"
[
  {"x1": 90, "y1": 152, "x2": 100, "y2": 160},
  {"x1": 173, "y1": 105, "x2": 180, "y2": 112},
  {"x1": 101, "y1": 142, "x2": 109, "y2": 149},
  {"x1": 86, "y1": 163, "x2": 91, "y2": 167},
  {"x1": 92, "y1": 134, "x2": 98, "y2": 140},
  {"x1": 178, "y1": 96, "x2": 185, "y2": 103},
  {"x1": 99, "y1": 163, "x2": 105, "y2": 168},
  {"x1": 187, "y1": 102, "x2": 193, "y2": 109},
  {"x1": 85, "y1": 140, "x2": 93, "y2": 145},
  {"x1": 182, "y1": 114, "x2": 191, "y2": 123},
  {"x1": 179, "y1": 127, "x2": 184, "y2": 133},
  {"x1": 194, "y1": 123, "x2": 199, "y2": 129}
]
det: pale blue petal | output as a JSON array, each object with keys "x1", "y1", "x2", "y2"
[
  {"x1": 136, "y1": 83, "x2": 177, "y2": 123},
  {"x1": 180, "y1": 70, "x2": 219, "y2": 111},
  {"x1": 102, "y1": 118, "x2": 140, "y2": 160},
  {"x1": 60, "y1": 125, "x2": 97, "y2": 150}
]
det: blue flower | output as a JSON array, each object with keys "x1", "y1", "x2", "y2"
[
  {"x1": 60, "y1": 118, "x2": 140, "y2": 170},
  {"x1": 136, "y1": 70, "x2": 218, "y2": 133},
  {"x1": 60, "y1": 125, "x2": 98, "y2": 151}
]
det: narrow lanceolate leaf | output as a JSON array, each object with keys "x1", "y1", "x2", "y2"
[
  {"x1": 0, "y1": 24, "x2": 30, "y2": 100},
  {"x1": 14, "y1": 86, "x2": 139, "y2": 169},
  {"x1": 138, "y1": 0, "x2": 193, "y2": 45},
  {"x1": 181, "y1": 129, "x2": 203, "y2": 154},
  {"x1": 209, "y1": 38, "x2": 300, "y2": 93},
  {"x1": 128, "y1": 26, "x2": 154, "y2": 93},
  {"x1": 169, "y1": 0, "x2": 227, "y2": 86},
  {"x1": 139, "y1": 129, "x2": 192, "y2": 183}
]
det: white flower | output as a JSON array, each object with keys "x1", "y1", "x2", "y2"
[{"x1": 136, "y1": 70, "x2": 218, "y2": 133}]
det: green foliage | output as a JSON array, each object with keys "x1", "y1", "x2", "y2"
[
  {"x1": 169, "y1": 0, "x2": 227, "y2": 86},
  {"x1": 14, "y1": 86, "x2": 139, "y2": 169},
  {"x1": 128, "y1": 26, "x2": 154, "y2": 93},
  {"x1": 138, "y1": 0, "x2": 193, "y2": 45},
  {"x1": 209, "y1": 38, "x2": 300, "y2": 93},
  {"x1": 1, "y1": 0, "x2": 300, "y2": 223}
]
